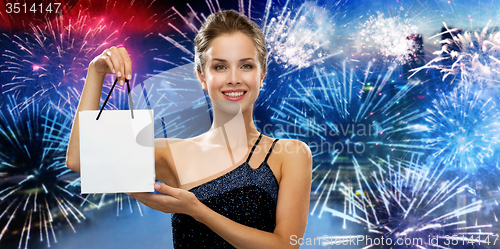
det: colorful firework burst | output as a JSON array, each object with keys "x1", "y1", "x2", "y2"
[
  {"x1": 0, "y1": 11, "x2": 117, "y2": 110},
  {"x1": 410, "y1": 22, "x2": 500, "y2": 88}
]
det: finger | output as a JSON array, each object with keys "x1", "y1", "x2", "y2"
[
  {"x1": 129, "y1": 192, "x2": 167, "y2": 201},
  {"x1": 128, "y1": 192, "x2": 155, "y2": 204},
  {"x1": 130, "y1": 192, "x2": 177, "y2": 207},
  {"x1": 154, "y1": 183, "x2": 180, "y2": 197},
  {"x1": 118, "y1": 47, "x2": 132, "y2": 80},
  {"x1": 102, "y1": 54, "x2": 114, "y2": 74},
  {"x1": 128, "y1": 192, "x2": 153, "y2": 197},
  {"x1": 114, "y1": 47, "x2": 126, "y2": 85},
  {"x1": 106, "y1": 47, "x2": 125, "y2": 85}
]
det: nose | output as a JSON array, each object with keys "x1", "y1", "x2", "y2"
[{"x1": 227, "y1": 68, "x2": 241, "y2": 85}]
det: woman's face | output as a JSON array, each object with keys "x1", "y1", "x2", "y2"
[{"x1": 199, "y1": 32, "x2": 264, "y2": 114}]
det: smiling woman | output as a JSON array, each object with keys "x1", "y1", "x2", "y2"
[{"x1": 65, "y1": 9, "x2": 312, "y2": 249}]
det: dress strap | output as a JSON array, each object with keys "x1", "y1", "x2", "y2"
[
  {"x1": 263, "y1": 139, "x2": 279, "y2": 163},
  {"x1": 245, "y1": 133, "x2": 263, "y2": 163}
]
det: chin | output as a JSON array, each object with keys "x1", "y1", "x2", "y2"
[{"x1": 212, "y1": 99, "x2": 244, "y2": 115}]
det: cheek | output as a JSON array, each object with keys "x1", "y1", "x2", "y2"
[
  {"x1": 206, "y1": 75, "x2": 223, "y2": 89},
  {"x1": 243, "y1": 73, "x2": 261, "y2": 87}
]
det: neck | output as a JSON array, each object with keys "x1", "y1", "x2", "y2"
[{"x1": 210, "y1": 104, "x2": 260, "y2": 146}]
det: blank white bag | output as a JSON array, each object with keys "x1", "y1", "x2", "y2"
[{"x1": 79, "y1": 79, "x2": 155, "y2": 194}]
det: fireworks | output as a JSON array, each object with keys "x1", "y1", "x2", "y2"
[
  {"x1": 0, "y1": 11, "x2": 117, "y2": 109},
  {"x1": 357, "y1": 11, "x2": 420, "y2": 64},
  {"x1": 1, "y1": 0, "x2": 500, "y2": 247},
  {"x1": 417, "y1": 86, "x2": 500, "y2": 169},
  {"x1": 315, "y1": 155, "x2": 494, "y2": 248},
  {"x1": 263, "y1": 1, "x2": 339, "y2": 71},
  {"x1": 270, "y1": 60, "x2": 426, "y2": 162},
  {"x1": 0, "y1": 0, "x2": 173, "y2": 110},
  {"x1": 410, "y1": 22, "x2": 500, "y2": 88},
  {"x1": 0, "y1": 96, "x2": 85, "y2": 248}
]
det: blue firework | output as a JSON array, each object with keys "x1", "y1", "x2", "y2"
[
  {"x1": 270, "y1": 60, "x2": 426, "y2": 161},
  {"x1": 0, "y1": 96, "x2": 85, "y2": 248},
  {"x1": 419, "y1": 86, "x2": 500, "y2": 169}
]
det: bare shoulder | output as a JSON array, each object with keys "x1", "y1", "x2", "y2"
[
  {"x1": 274, "y1": 138, "x2": 312, "y2": 160},
  {"x1": 274, "y1": 139, "x2": 312, "y2": 173}
]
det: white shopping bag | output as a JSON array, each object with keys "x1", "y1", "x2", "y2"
[{"x1": 79, "y1": 79, "x2": 155, "y2": 194}]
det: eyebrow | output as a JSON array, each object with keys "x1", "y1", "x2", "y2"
[{"x1": 212, "y1": 58, "x2": 255, "y2": 62}]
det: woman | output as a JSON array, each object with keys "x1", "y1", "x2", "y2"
[{"x1": 66, "y1": 10, "x2": 312, "y2": 248}]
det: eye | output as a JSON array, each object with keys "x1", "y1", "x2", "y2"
[
  {"x1": 241, "y1": 64, "x2": 253, "y2": 69},
  {"x1": 215, "y1": 65, "x2": 226, "y2": 70}
]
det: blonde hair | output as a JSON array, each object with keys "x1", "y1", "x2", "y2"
[{"x1": 194, "y1": 10, "x2": 267, "y2": 76}]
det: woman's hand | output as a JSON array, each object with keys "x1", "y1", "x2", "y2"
[
  {"x1": 90, "y1": 46, "x2": 132, "y2": 86},
  {"x1": 127, "y1": 183, "x2": 203, "y2": 217},
  {"x1": 66, "y1": 46, "x2": 133, "y2": 172}
]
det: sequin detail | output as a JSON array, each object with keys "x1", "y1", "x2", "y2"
[{"x1": 171, "y1": 134, "x2": 279, "y2": 248}]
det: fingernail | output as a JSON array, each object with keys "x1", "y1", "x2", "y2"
[
  {"x1": 112, "y1": 69, "x2": 116, "y2": 73},
  {"x1": 117, "y1": 71, "x2": 122, "y2": 77},
  {"x1": 120, "y1": 80, "x2": 124, "y2": 85},
  {"x1": 154, "y1": 183, "x2": 160, "y2": 190},
  {"x1": 127, "y1": 74, "x2": 132, "y2": 80}
]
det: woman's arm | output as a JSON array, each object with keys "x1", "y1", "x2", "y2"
[
  {"x1": 131, "y1": 139, "x2": 312, "y2": 248},
  {"x1": 65, "y1": 47, "x2": 132, "y2": 172},
  {"x1": 154, "y1": 139, "x2": 180, "y2": 188}
]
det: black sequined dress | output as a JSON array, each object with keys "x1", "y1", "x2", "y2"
[{"x1": 171, "y1": 133, "x2": 280, "y2": 248}]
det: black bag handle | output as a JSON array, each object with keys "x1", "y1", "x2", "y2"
[{"x1": 96, "y1": 78, "x2": 135, "y2": 120}]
